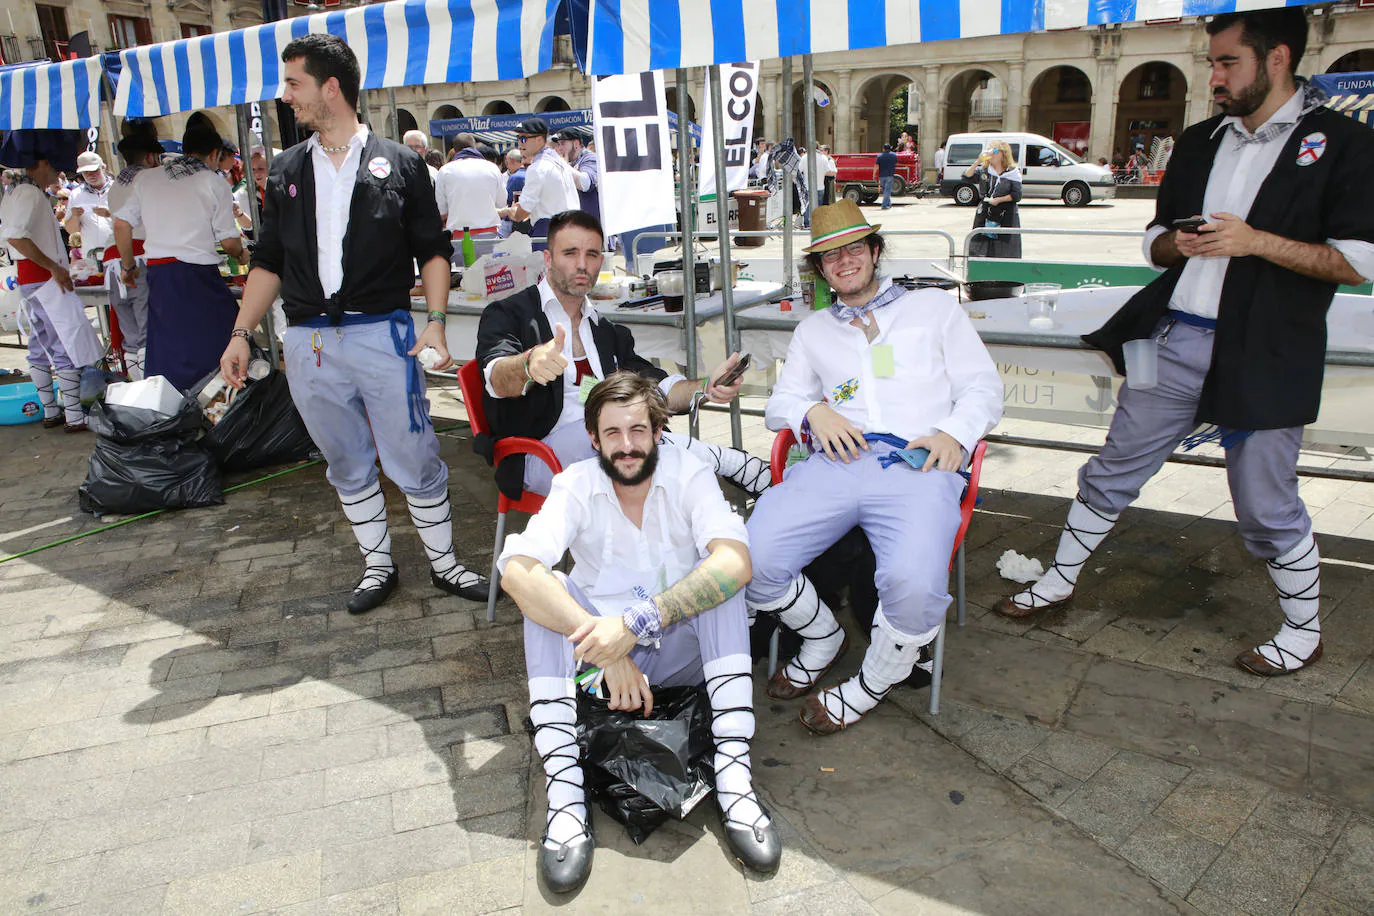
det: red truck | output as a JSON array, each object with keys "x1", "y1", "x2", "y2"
[{"x1": 832, "y1": 152, "x2": 920, "y2": 204}]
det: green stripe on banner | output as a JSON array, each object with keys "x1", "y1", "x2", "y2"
[{"x1": 966, "y1": 259, "x2": 1373, "y2": 296}]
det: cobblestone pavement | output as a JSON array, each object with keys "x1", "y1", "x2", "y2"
[{"x1": 0, "y1": 371, "x2": 1371, "y2": 914}]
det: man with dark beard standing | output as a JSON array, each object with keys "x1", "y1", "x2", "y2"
[
  {"x1": 219, "y1": 33, "x2": 489, "y2": 614},
  {"x1": 996, "y1": 9, "x2": 1374, "y2": 678},
  {"x1": 498, "y1": 371, "x2": 780, "y2": 893}
]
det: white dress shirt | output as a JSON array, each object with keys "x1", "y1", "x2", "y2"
[
  {"x1": 484, "y1": 278, "x2": 685, "y2": 436},
  {"x1": 113, "y1": 166, "x2": 237, "y2": 265},
  {"x1": 311, "y1": 125, "x2": 369, "y2": 299},
  {"x1": 519, "y1": 146, "x2": 579, "y2": 222},
  {"x1": 106, "y1": 175, "x2": 146, "y2": 242},
  {"x1": 68, "y1": 179, "x2": 113, "y2": 250},
  {"x1": 766, "y1": 279, "x2": 1003, "y2": 455},
  {"x1": 0, "y1": 183, "x2": 67, "y2": 268},
  {"x1": 497, "y1": 444, "x2": 748, "y2": 614},
  {"x1": 435, "y1": 155, "x2": 507, "y2": 231},
  {"x1": 1143, "y1": 89, "x2": 1374, "y2": 317},
  {"x1": 934, "y1": 148, "x2": 946, "y2": 171}
]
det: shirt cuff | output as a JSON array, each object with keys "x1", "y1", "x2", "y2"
[
  {"x1": 659, "y1": 374, "x2": 686, "y2": 398},
  {"x1": 483, "y1": 357, "x2": 524, "y2": 399},
  {"x1": 1328, "y1": 238, "x2": 1374, "y2": 284},
  {"x1": 1142, "y1": 224, "x2": 1170, "y2": 272}
]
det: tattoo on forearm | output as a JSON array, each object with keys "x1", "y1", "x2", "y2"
[{"x1": 656, "y1": 564, "x2": 742, "y2": 628}]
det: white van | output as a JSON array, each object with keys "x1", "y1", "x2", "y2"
[{"x1": 939, "y1": 131, "x2": 1115, "y2": 207}]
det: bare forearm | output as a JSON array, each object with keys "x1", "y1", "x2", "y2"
[
  {"x1": 113, "y1": 221, "x2": 135, "y2": 266},
  {"x1": 221, "y1": 238, "x2": 245, "y2": 262},
  {"x1": 502, "y1": 557, "x2": 595, "y2": 635},
  {"x1": 1150, "y1": 230, "x2": 1185, "y2": 269},
  {"x1": 419, "y1": 255, "x2": 450, "y2": 314},
  {"x1": 489, "y1": 350, "x2": 534, "y2": 397},
  {"x1": 654, "y1": 541, "x2": 751, "y2": 629},
  {"x1": 667, "y1": 378, "x2": 704, "y2": 413},
  {"x1": 1255, "y1": 233, "x2": 1363, "y2": 286},
  {"x1": 8, "y1": 238, "x2": 60, "y2": 273},
  {"x1": 235, "y1": 268, "x2": 282, "y2": 330},
  {"x1": 63, "y1": 210, "x2": 81, "y2": 235}
]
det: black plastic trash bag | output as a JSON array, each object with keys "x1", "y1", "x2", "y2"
[
  {"x1": 78, "y1": 397, "x2": 223, "y2": 516},
  {"x1": 576, "y1": 685, "x2": 715, "y2": 844},
  {"x1": 201, "y1": 370, "x2": 315, "y2": 471}
]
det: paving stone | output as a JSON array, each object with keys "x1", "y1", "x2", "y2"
[
  {"x1": 384, "y1": 706, "x2": 510, "y2": 756},
  {"x1": 0, "y1": 824, "x2": 42, "y2": 873},
  {"x1": 1192, "y1": 818, "x2": 1329, "y2": 916},
  {"x1": 449, "y1": 733, "x2": 531, "y2": 779},
  {"x1": 94, "y1": 823, "x2": 252, "y2": 894},
  {"x1": 394, "y1": 853, "x2": 522, "y2": 916},
  {"x1": 16, "y1": 713, "x2": 151, "y2": 758},
  {"x1": 1308, "y1": 707, "x2": 1374, "y2": 814},
  {"x1": 51, "y1": 883, "x2": 169, "y2": 916},
  {"x1": 0, "y1": 731, "x2": 205, "y2": 799},
  {"x1": 330, "y1": 641, "x2": 435, "y2": 678},
  {"x1": 1292, "y1": 891, "x2": 1367, "y2": 916},
  {"x1": 939, "y1": 626, "x2": 1096, "y2": 726},
  {"x1": 269, "y1": 672, "x2": 385, "y2": 715},
  {"x1": 245, "y1": 796, "x2": 394, "y2": 864},
  {"x1": 166, "y1": 645, "x2": 279, "y2": 681},
  {"x1": 99, "y1": 673, "x2": 223, "y2": 719},
  {"x1": 147, "y1": 691, "x2": 274, "y2": 735},
  {"x1": 28, "y1": 797, "x2": 186, "y2": 864},
  {"x1": 205, "y1": 707, "x2": 327, "y2": 752},
  {"x1": 376, "y1": 611, "x2": 476, "y2": 646},
  {"x1": 319, "y1": 822, "x2": 472, "y2": 897},
  {"x1": 216, "y1": 540, "x2": 297, "y2": 563},
  {"x1": 391, "y1": 770, "x2": 526, "y2": 832},
  {"x1": 951, "y1": 710, "x2": 1048, "y2": 772},
  {"x1": 326, "y1": 689, "x2": 445, "y2": 735},
  {"x1": 460, "y1": 807, "x2": 528, "y2": 865},
  {"x1": 217, "y1": 657, "x2": 330, "y2": 695},
  {"x1": 259, "y1": 727, "x2": 391, "y2": 780},
  {"x1": 327, "y1": 601, "x2": 426, "y2": 632},
  {"x1": 0, "y1": 645, "x2": 127, "y2": 687},
  {"x1": 181, "y1": 771, "x2": 325, "y2": 832},
  {"x1": 162, "y1": 850, "x2": 321, "y2": 915},
  {"x1": 0, "y1": 853, "x2": 99, "y2": 912},
  {"x1": 1117, "y1": 815, "x2": 1222, "y2": 896},
  {"x1": 1309, "y1": 816, "x2": 1374, "y2": 912},
  {"x1": 0, "y1": 633, "x2": 87, "y2": 665},
  {"x1": 1005, "y1": 755, "x2": 1083, "y2": 806},
  {"x1": 1055, "y1": 751, "x2": 1188, "y2": 848},
  {"x1": 277, "y1": 629, "x2": 379, "y2": 663},
  {"x1": 122, "y1": 747, "x2": 264, "y2": 808},
  {"x1": 324, "y1": 749, "x2": 453, "y2": 804},
  {"x1": 1026, "y1": 729, "x2": 1118, "y2": 781},
  {"x1": 274, "y1": 882, "x2": 398, "y2": 916},
  {"x1": 1155, "y1": 768, "x2": 1271, "y2": 845},
  {"x1": 1, "y1": 689, "x2": 110, "y2": 737}
]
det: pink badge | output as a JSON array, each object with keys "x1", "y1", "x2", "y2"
[{"x1": 288, "y1": 184, "x2": 297, "y2": 198}]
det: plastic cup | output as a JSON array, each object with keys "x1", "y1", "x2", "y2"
[
  {"x1": 246, "y1": 358, "x2": 271, "y2": 380},
  {"x1": 1123, "y1": 338, "x2": 1159, "y2": 389}
]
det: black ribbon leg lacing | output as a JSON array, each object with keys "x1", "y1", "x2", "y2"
[
  {"x1": 1257, "y1": 541, "x2": 1321, "y2": 670},
  {"x1": 529, "y1": 696, "x2": 590, "y2": 854},
  {"x1": 705, "y1": 671, "x2": 769, "y2": 839},
  {"x1": 341, "y1": 488, "x2": 392, "y2": 592},
  {"x1": 1010, "y1": 494, "x2": 1115, "y2": 611},
  {"x1": 774, "y1": 580, "x2": 844, "y2": 691}
]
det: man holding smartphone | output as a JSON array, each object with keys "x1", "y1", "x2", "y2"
[
  {"x1": 475, "y1": 209, "x2": 770, "y2": 498},
  {"x1": 997, "y1": 9, "x2": 1374, "y2": 679}
]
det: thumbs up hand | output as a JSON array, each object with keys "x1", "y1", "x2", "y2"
[{"x1": 527, "y1": 323, "x2": 570, "y2": 385}]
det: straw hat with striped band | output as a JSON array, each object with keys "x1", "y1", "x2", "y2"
[{"x1": 802, "y1": 199, "x2": 881, "y2": 254}]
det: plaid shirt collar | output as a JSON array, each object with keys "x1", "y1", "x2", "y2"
[
  {"x1": 162, "y1": 154, "x2": 210, "y2": 181},
  {"x1": 1211, "y1": 77, "x2": 1326, "y2": 146}
]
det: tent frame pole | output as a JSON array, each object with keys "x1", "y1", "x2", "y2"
[
  {"x1": 803, "y1": 54, "x2": 819, "y2": 218},
  {"x1": 780, "y1": 57, "x2": 794, "y2": 294},
  {"x1": 676, "y1": 69, "x2": 701, "y2": 438},
  {"x1": 708, "y1": 65, "x2": 742, "y2": 449}
]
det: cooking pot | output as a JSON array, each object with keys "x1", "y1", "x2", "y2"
[{"x1": 961, "y1": 280, "x2": 1025, "y2": 301}]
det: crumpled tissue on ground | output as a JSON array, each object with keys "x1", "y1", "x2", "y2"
[{"x1": 996, "y1": 549, "x2": 1045, "y2": 584}]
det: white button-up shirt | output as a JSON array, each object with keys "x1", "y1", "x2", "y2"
[
  {"x1": 311, "y1": 125, "x2": 368, "y2": 299},
  {"x1": 767, "y1": 279, "x2": 1003, "y2": 455},
  {"x1": 0, "y1": 182, "x2": 67, "y2": 268},
  {"x1": 435, "y1": 155, "x2": 507, "y2": 232},
  {"x1": 113, "y1": 166, "x2": 238, "y2": 265},
  {"x1": 107, "y1": 172, "x2": 147, "y2": 242},
  {"x1": 519, "y1": 145, "x2": 578, "y2": 223},
  {"x1": 484, "y1": 279, "x2": 685, "y2": 434},
  {"x1": 497, "y1": 444, "x2": 748, "y2": 614},
  {"x1": 68, "y1": 178, "x2": 113, "y2": 250},
  {"x1": 1144, "y1": 89, "x2": 1374, "y2": 317}
]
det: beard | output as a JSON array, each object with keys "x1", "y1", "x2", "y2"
[
  {"x1": 1215, "y1": 66, "x2": 1270, "y2": 118},
  {"x1": 597, "y1": 442, "x2": 659, "y2": 487},
  {"x1": 294, "y1": 101, "x2": 331, "y2": 134},
  {"x1": 548, "y1": 264, "x2": 594, "y2": 298},
  {"x1": 824, "y1": 260, "x2": 879, "y2": 302}
]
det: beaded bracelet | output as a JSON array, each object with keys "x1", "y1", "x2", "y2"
[{"x1": 622, "y1": 598, "x2": 662, "y2": 647}]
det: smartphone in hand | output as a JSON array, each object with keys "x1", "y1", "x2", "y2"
[
  {"x1": 712, "y1": 353, "x2": 753, "y2": 389},
  {"x1": 1172, "y1": 216, "x2": 1210, "y2": 234}
]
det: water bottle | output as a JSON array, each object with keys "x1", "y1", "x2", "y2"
[{"x1": 461, "y1": 228, "x2": 476, "y2": 268}]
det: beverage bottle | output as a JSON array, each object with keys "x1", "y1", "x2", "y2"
[{"x1": 461, "y1": 228, "x2": 476, "y2": 268}]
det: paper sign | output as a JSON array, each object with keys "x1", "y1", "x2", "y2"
[
  {"x1": 871, "y1": 344, "x2": 895, "y2": 378},
  {"x1": 577, "y1": 377, "x2": 597, "y2": 403}
]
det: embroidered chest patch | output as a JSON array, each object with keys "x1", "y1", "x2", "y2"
[
  {"x1": 1296, "y1": 132, "x2": 1326, "y2": 167},
  {"x1": 829, "y1": 377, "x2": 860, "y2": 405},
  {"x1": 367, "y1": 157, "x2": 392, "y2": 179}
]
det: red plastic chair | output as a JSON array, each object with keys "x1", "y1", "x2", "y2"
[
  {"x1": 457, "y1": 360, "x2": 563, "y2": 622},
  {"x1": 767, "y1": 429, "x2": 988, "y2": 714}
]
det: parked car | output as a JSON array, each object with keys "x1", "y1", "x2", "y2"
[
  {"x1": 938, "y1": 132, "x2": 1116, "y2": 207},
  {"x1": 832, "y1": 151, "x2": 920, "y2": 204}
]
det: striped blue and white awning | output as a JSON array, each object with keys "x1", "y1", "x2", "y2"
[
  {"x1": 583, "y1": 0, "x2": 1321, "y2": 74},
  {"x1": 0, "y1": 58, "x2": 104, "y2": 130},
  {"x1": 114, "y1": 0, "x2": 559, "y2": 118}
]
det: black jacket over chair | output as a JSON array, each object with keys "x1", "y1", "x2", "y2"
[
  {"x1": 475, "y1": 285, "x2": 667, "y2": 498},
  {"x1": 1083, "y1": 107, "x2": 1374, "y2": 431}
]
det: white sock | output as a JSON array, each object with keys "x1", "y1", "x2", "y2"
[
  {"x1": 817, "y1": 608, "x2": 928, "y2": 726},
  {"x1": 704, "y1": 655, "x2": 769, "y2": 831},
  {"x1": 754, "y1": 576, "x2": 845, "y2": 690},
  {"x1": 125, "y1": 348, "x2": 145, "y2": 380},
  {"x1": 1256, "y1": 533, "x2": 1321, "y2": 668},
  {"x1": 56, "y1": 368, "x2": 83, "y2": 425},
  {"x1": 529, "y1": 677, "x2": 587, "y2": 849},
  {"x1": 405, "y1": 492, "x2": 483, "y2": 589},
  {"x1": 28, "y1": 363, "x2": 58, "y2": 419},
  {"x1": 662, "y1": 431, "x2": 771, "y2": 496},
  {"x1": 868, "y1": 603, "x2": 940, "y2": 677},
  {"x1": 1008, "y1": 494, "x2": 1119, "y2": 610},
  {"x1": 339, "y1": 483, "x2": 394, "y2": 590}
]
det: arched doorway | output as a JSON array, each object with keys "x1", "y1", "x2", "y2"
[
  {"x1": 856, "y1": 73, "x2": 918, "y2": 151},
  {"x1": 1327, "y1": 49, "x2": 1374, "y2": 73},
  {"x1": 1115, "y1": 62, "x2": 1187, "y2": 164},
  {"x1": 663, "y1": 88, "x2": 697, "y2": 122},
  {"x1": 789, "y1": 79, "x2": 835, "y2": 148},
  {"x1": 1027, "y1": 66, "x2": 1093, "y2": 157},
  {"x1": 186, "y1": 110, "x2": 231, "y2": 139},
  {"x1": 945, "y1": 69, "x2": 1004, "y2": 136},
  {"x1": 482, "y1": 100, "x2": 516, "y2": 116},
  {"x1": 535, "y1": 95, "x2": 571, "y2": 112},
  {"x1": 397, "y1": 108, "x2": 418, "y2": 136},
  {"x1": 433, "y1": 104, "x2": 462, "y2": 121}
]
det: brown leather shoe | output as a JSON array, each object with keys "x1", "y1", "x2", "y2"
[
  {"x1": 993, "y1": 595, "x2": 1070, "y2": 619},
  {"x1": 42, "y1": 415, "x2": 63, "y2": 428},
  {"x1": 799, "y1": 694, "x2": 848, "y2": 736},
  {"x1": 766, "y1": 634, "x2": 849, "y2": 701},
  {"x1": 64, "y1": 421, "x2": 88, "y2": 434},
  {"x1": 1235, "y1": 640, "x2": 1323, "y2": 677}
]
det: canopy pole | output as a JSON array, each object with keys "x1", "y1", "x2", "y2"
[
  {"x1": 253, "y1": 107, "x2": 281, "y2": 368},
  {"x1": 708, "y1": 65, "x2": 742, "y2": 449},
  {"x1": 235, "y1": 102, "x2": 279, "y2": 367},
  {"x1": 780, "y1": 57, "x2": 794, "y2": 295},
  {"x1": 803, "y1": 54, "x2": 819, "y2": 219},
  {"x1": 676, "y1": 69, "x2": 700, "y2": 438},
  {"x1": 387, "y1": 88, "x2": 401, "y2": 143},
  {"x1": 358, "y1": 90, "x2": 372, "y2": 131}
]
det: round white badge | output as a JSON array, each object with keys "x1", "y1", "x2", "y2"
[
  {"x1": 368, "y1": 157, "x2": 392, "y2": 179},
  {"x1": 1296, "y1": 132, "x2": 1327, "y2": 167}
]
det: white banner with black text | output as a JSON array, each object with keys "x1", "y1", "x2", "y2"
[
  {"x1": 591, "y1": 70, "x2": 677, "y2": 238},
  {"x1": 698, "y1": 62, "x2": 759, "y2": 202}
]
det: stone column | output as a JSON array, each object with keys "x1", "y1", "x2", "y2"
[
  {"x1": 761, "y1": 71, "x2": 780, "y2": 143},
  {"x1": 920, "y1": 65, "x2": 940, "y2": 180},
  {"x1": 1006, "y1": 61, "x2": 1025, "y2": 132},
  {"x1": 211, "y1": 0, "x2": 233, "y2": 34},
  {"x1": 1090, "y1": 59, "x2": 1119, "y2": 162},
  {"x1": 833, "y1": 68, "x2": 853, "y2": 151},
  {"x1": 1186, "y1": 50, "x2": 1214, "y2": 127}
]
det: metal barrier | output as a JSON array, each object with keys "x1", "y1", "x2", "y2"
[{"x1": 629, "y1": 228, "x2": 958, "y2": 273}]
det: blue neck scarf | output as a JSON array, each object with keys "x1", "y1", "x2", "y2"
[{"x1": 829, "y1": 280, "x2": 905, "y2": 323}]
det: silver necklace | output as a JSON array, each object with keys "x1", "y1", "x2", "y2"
[{"x1": 319, "y1": 141, "x2": 351, "y2": 153}]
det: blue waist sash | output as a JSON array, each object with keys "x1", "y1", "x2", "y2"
[
  {"x1": 298, "y1": 309, "x2": 428, "y2": 433},
  {"x1": 1166, "y1": 309, "x2": 1217, "y2": 331}
]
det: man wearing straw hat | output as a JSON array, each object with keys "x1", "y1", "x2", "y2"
[
  {"x1": 996, "y1": 9, "x2": 1374, "y2": 678},
  {"x1": 744, "y1": 199, "x2": 1002, "y2": 734}
]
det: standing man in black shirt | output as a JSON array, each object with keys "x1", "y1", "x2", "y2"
[{"x1": 219, "y1": 33, "x2": 488, "y2": 614}]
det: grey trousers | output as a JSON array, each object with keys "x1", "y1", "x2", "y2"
[{"x1": 1079, "y1": 320, "x2": 1310, "y2": 560}]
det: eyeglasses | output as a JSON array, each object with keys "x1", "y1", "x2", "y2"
[
  {"x1": 819, "y1": 240, "x2": 870, "y2": 264},
  {"x1": 516, "y1": 136, "x2": 535, "y2": 144}
]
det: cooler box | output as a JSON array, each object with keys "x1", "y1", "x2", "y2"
[
  {"x1": 0, "y1": 382, "x2": 43, "y2": 425},
  {"x1": 104, "y1": 376, "x2": 185, "y2": 417}
]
